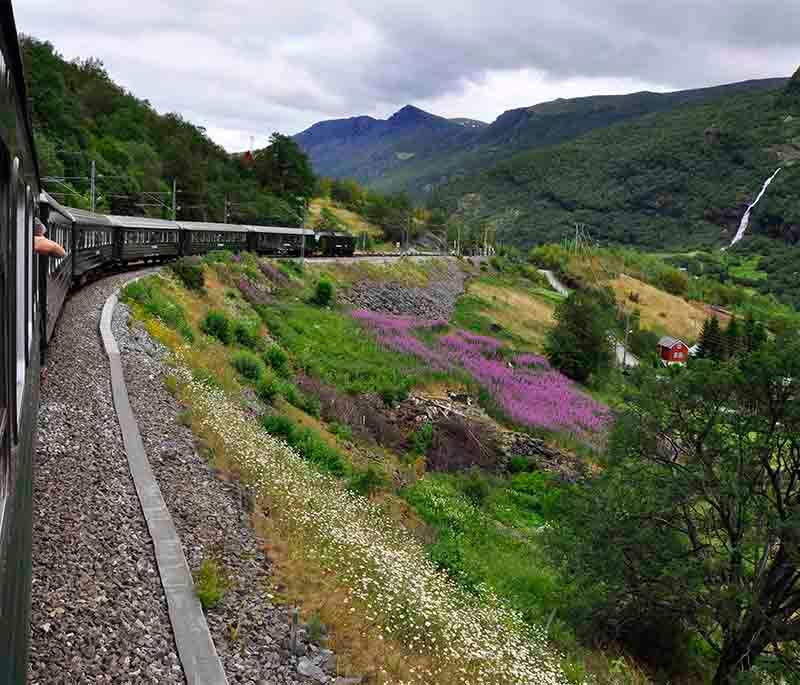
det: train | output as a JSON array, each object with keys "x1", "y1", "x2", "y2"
[
  {"x1": 38, "y1": 196, "x2": 356, "y2": 343},
  {"x1": 0, "y1": 3, "x2": 355, "y2": 681}
]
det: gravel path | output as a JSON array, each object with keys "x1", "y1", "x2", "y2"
[
  {"x1": 31, "y1": 270, "x2": 183, "y2": 684},
  {"x1": 112, "y1": 297, "x2": 325, "y2": 684}
]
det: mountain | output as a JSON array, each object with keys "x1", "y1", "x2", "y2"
[
  {"x1": 294, "y1": 105, "x2": 482, "y2": 184},
  {"x1": 432, "y1": 77, "x2": 800, "y2": 307},
  {"x1": 297, "y1": 79, "x2": 787, "y2": 196},
  {"x1": 368, "y1": 78, "x2": 790, "y2": 196}
]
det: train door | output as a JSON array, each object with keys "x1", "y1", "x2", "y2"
[{"x1": 0, "y1": 146, "x2": 8, "y2": 532}]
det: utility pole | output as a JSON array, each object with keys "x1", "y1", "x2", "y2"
[
  {"x1": 224, "y1": 195, "x2": 228, "y2": 224},
  {"x1": 171, "y1": 179, "x2": 177, "y2": 220},
  {"x1": 90, "y1": 160, "x2": 96, "y2": 212}
]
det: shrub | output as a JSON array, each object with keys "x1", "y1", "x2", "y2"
[
  {"x1": 262, "y1": 414, "x2": 295, "y2": 439},
  {"x1": 311, "y1": 278, "x2": 334, "y2": 307},
  {"x1": 348, "y1": 466, "x2": 388, "y2": 496},
  {"x1": 411, "y1": 422, "x2": 434, "y2": 455},
  {"x1": 256, "y1": 376, "x2": 278, "y2": 405},
  {"x1": 193, "y1": 559, "x2": 230, "y2": 610},
  {"x1": 171, "y1": 257, "x2": 205, "y2": 292},
  {"x1": 262, "y1": 414, "x2": 347, "y2": 476},
  {"x1": 264, "y1": 345, "x2": 289, "y2": 376},
  {"x1": 201, "y1": 310, "x2": 232, "y2": 344},
  {"x1": 329, "y1": 422, "x2": 353, "y2": 442},
  {"x1": 234, "y1": 319, "x2": 260, "y2": 349},
  {"x1": 231, "y1": 350, "x2": 266, "y2": 383},
  {"x1": 300, "y1": 394, "x2": 321, "y2": 418},
  {"x1": 275, "y1": 378, "x2": 301, "y2": 406},
  {"x1": 460, "y1": 468, "x2": 490, "y2": 506}
]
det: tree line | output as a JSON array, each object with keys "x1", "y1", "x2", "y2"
[{"x1": 22, "y1": 37, "x2": 314, "y2": 225}]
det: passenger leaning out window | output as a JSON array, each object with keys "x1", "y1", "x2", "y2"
[{"x1": 33, "y1": 219, "x2": 66, "y2": 258}]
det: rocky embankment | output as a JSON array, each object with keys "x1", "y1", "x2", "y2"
[{"x1": 339, "y1": 258, "x2": 468, "y2": 320}]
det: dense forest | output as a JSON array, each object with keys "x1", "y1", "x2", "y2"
[
  {"x1": 430, "y1": 73, "x2": 800, "y2": 306},
  {"x1": 21, "y1": 37, "x2": 313, "y2": 225}
]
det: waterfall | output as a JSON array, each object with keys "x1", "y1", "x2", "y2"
[{"x1": 729, "y1": 168, "x2": 782, "y2": 247}]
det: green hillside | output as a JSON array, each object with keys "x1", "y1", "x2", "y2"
[
  {"x1": 433, "y1": 80, "x2": 800, "y2": 307},
  {"x1": 368, "y1": 79, "x2": 787, "y2": 196},
  {"x1": 22, "y1": 37, "x2": 309, "y2": 224}
]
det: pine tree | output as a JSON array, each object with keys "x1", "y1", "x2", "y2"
[
  {"x1": 697, "y1": 316, "x2": 724, "y2": 361},
  {"x1": 743, "y1": 313, "x2": 768, "y2": 354},
  {"x1": 724, "y1": 318, "x2": 741, "y2": 360}
]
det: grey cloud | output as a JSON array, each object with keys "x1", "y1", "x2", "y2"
[{"x1": 15, "y1": 1, "x2": 800, "y2": 149}]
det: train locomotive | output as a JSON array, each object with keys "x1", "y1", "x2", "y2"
[{"x1": 0, "y1": 2, "x2": 355, "y2": 679}]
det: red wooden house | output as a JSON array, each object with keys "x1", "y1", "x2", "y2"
[{"x1": 657, "y1": 336, "x2": 690, "y2": 366}]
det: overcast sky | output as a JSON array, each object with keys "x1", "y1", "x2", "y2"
[{"x1": 15, "y1": 1, "x2": 799, "y2": 152}]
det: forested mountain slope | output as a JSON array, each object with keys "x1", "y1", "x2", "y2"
[
  {"x1": 21, "y1": 37, "x2": 307, "y2": 224},
  {"x1": 434, "y1": 73, "x2": 800, "y2": 306}
]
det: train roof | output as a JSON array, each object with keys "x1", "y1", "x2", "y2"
[
  {"x1": 66, "y1": 207, "x2": 114, "y2": 226},
  {"x1": 246, "y1": 225, "x2": 314, "y2": 236},
  {"x1": 107, "y1": 215, "x2": 181, "y2": 230},
  {"x1": 177, "y1": 221, "x2": 250, "y2": 233},
  {"x1": 40, "y1": 191, "x2": 75, "y2": 222}
]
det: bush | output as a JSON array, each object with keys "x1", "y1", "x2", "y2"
[
  {"x1": 201, "y1": 310, "x2": 232, "y2": 344},
  {"x1": 171, "y1": 258, "x2": 205, "y2": 292},
  {"x1": 348, "y1": 466, "x2": 388, "y2": 496},
  {"x1": 329, "y1": 422, "x2": 353, "y2": 442},
  {"x1": 262, "y1": 414, "x2": 347, "y2": 476},
  {"x1": 300, "y1": 394, "x2": 321, "y2": 418},
  {"x1": 460, "y1": 468, "x2": 490, "y2": 505},
  {"x1": 234, "y1": 319, "x2": 260, "y2": 349},
  {"x1": 231, "y1": 350, "x2": 266, "y2": 383},
  {"x1": 256, "y1": 376, "x2": 278, "y2": 405},
  {"x1": 410, "y1": 422, "x2": 434, "y2": 455},
  {"x1": 311, "y1": 278, "x2": 334, "y2": 307},
  {"x1": 262, "y1": 414, "x2": 295, "y2": 439},
  {"x1": 264, "y1": 345, "x2": 289, "y2": 376}
]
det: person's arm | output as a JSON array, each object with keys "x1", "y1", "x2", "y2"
[{"x1": 34, "y1": 235, "x2": 66, "y2": 258}]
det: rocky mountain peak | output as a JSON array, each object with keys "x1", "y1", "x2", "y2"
[{"x1": 388, "y1": 104, "x2": 439, "y2": 124}]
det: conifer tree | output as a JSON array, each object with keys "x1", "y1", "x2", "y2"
[
  {"x1": 724, "y1": 318, "x2": 741, "y2": 360},
  {"x1": 743, "y1": 313, "x2": 767, "y2": 353},
  {"x1": 697, "y1": 316, "x2": 724, "y2": 361}
]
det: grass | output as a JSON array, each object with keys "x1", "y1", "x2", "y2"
[
  {"x1": 259, "y1": 301, "x2": 438, "y2": 401},
  {"x1": 402, "y1": 471, "x2": 562, "y2": 625},
  {"x1": 121, "y1": 277, "x2": 194, "y2": 342},
  {"x1": 609, "y1": 273, "x2": 706, "y2": 343},
  {"x1": 194, "y1": 559, "x2": 231, "y2": 610}
]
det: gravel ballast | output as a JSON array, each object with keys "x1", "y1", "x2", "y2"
[
  {"x1": 112, "y1": 295, "x2": 322, "y2": 684},
  {"x1": 31, "y1": 270, "x2": 183, "y2": 684}
]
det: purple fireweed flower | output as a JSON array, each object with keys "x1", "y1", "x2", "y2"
[
  {"x1": 513, "y1": 353, "x2": 551, "y2": 369},
  {"x1": 351, "y1": 310, "x2": 611, "y2": 439}
]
